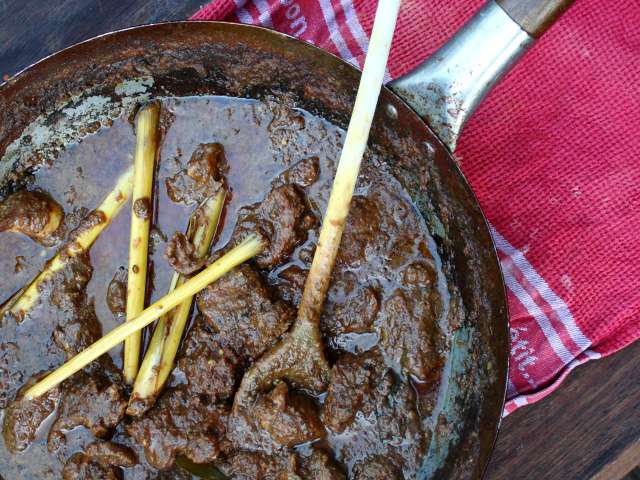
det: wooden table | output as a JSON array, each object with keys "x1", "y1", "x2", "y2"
[{"x1": 1, "y1": 1, "x2": 638, "y2": 478}]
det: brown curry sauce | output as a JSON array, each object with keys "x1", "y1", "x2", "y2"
[{"x1": 0, "y1": 95, "x2": 450, "y2": 479}]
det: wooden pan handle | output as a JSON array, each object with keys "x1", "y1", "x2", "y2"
[{"x1": 496, "y1": 0, "x2": 576, "y2": 37}]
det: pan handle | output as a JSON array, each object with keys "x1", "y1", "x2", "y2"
[
  {"x1": 496, "y1": 0, "x2": 575, "y2": 38},
  {"x1": 388, "y1": 0, "x2": 575, "y2": 151}
]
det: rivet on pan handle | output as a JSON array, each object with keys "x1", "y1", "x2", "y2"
[{"x1": 388, "y1": 0, "x2": 575, "y2": 152}]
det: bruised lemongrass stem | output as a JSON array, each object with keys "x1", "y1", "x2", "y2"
[
  {"x1": 24, "y1": 235, "x2": 263, "y2": 399},
  {"x1": 3, "y1": 166, "x2": 134, "y2": 321},
  {"x1": 234, "y1": 0, "x2": 400, "y2": 408},
  {"x1": 298, "y1": 0, "x2": 399, "y2": 328},
  {"x1": 130, "y1": 190, "x2": 225, "y2": 411},
  {"x1": 124, "y1": 101, "x2": 160, "y2": 384}
]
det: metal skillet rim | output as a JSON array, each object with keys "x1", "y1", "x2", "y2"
[{"x1": 0, "y1": 19, "x2": 510, "y2": 478}]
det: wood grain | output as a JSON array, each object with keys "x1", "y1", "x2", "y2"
[
  {"x1": 0, "y1": 0, "x2": 203, "y2": 78},
  {"x1": 592, "y1": 440, "x2": 640, "y2": 480},
  {"x1": 1, "y1": 1, "x2": 639, "y2": 479}
]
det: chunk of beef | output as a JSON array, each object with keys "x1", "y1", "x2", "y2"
[
  {"x1": 166, "y1": 143, "x2": 227, "y2": 205},
  {"x1": 197, "y1": 265, "x2": 294, "y2": 362},
  {"x1": 48, "y1": 370, "x2": 127, "y2": 451},
  {"x1": 251, "y1": 382, "x2": 324, "y2": 448},
  {"x1": 298, "y1": 449, "x2": 346, "y2": 480},
  {"x1": 175, "y1": 320, "x2": 238, "y2": 401},
  {"x1": 126, "y1": 388, "x2": 229, "y2": 470},
  {"x1": 47, "y1": 253, "x2": 93, "y2": 312},
  {"x1": 85, "y1": 441, "x2": 137, "y2": 467},
  {"x1": 62, "y1": 441, "x2": 135, "y2": 480},
  {"x1": 235, "y1": 184, "x2": 315, "y2": 269},
  {"x1": 378, "y1": 261, "x2": 444, "y2": 383},
  {"x1": 0, "y1": 190, "x2": 63, "y2": 246},
  {"x1": 42, "y1": 252, "x2": 102, "y2": 357},
  {"x1": 219, "y1": 451, "x2": 288, "y2": 480},
  {"x1": 273, "y1": 269, "x2": 380, "y2": 344},
  {"x1": 165, "y1": 231, "x2": 206, "y2": 276},
  {"x1": 2, "y1": 373, "x2": 60, "y2": 452},
  {"x1": 336, "y1": 196, "x2": 390, "y2": 268},
  {"x1": 320, "y1": 272, "x2": 380, "y2": 340},
  {"x1": 352, "y1": 455, "x2": 404, "y2": 479},
  {"x1": 326, "y1": 366, "x2": 426, "y2": 475},
  {"x1": 373, "y1": 371, "x2": 427, "y2": 469},
  {"x1": 271, "y1": 264, "x2": 307, "y2": 306},
  {"x1": 62, "y1": 453, "x2": 120, "y2": 480},
  {"x1": 279, "y1": 156, "x2": 320, "y2": 188},
  {"x1": 228, "y1": 383, "x2": 324, "y2": 454},
  {"x1": 321, "y1": 350, "x2": 387, "y2": 433},
  {"x1": 106, "y1": 266, "x2": 127, "y2": 318}
]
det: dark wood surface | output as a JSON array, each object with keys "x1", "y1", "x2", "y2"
[
  {"x1": 487, "y1": 340, "x2": 640, "y2": 480},
  {"x1": 0, "y1": 0, "x2": 203, "y2": 79},
  {"x1": 1, "y1": 1, "x2": 638, "y2": 478}
]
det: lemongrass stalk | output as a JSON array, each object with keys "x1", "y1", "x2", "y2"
[
  {"x1": 234, "y1": 0, "x2": 400, "y2": 408},
  {"x1": 123, "y1": 101, "x2": 160, "y2": 384},
  {"x1": 24, "y1": 234, "x2": 263, "y2": 399},
  {"x1": 130, "y1": 190, "x2": 225, "y2": 411},
  {"x1": 297, "y1": 0, "x2": 400, "y2": 327},
  {"x1": 3, "y1": 166, "x2": 134, "y2": 322}
]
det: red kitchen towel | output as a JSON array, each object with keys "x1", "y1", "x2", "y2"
[{"x1": 191, "y1": 0, "x2": 640, "y2": 415}]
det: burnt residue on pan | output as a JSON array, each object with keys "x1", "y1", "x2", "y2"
[{"x1": 0, "y1": 23, "x2": 508, "y2": 479}]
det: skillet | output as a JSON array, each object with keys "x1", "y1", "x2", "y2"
[{"x1": 0, "y1": 0, "x2": 573, "y2": 477}]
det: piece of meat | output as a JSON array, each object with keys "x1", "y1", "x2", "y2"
[
  {"x1": 219, "y1": 451, "x2": 289, "y2": 480},
  {"x1": 373, "y1": 371, "x2": 427, "y2": 470},
  {"x1": 175, "y1": 319, "x2": 238, "y2": 401},
  {"x1": 197, "y1": 265, "x2": 294, "y2": 362},
  {"x1": 252, "y1": 382, "x2": 324, "y2": 448},
  {"x1": 2, "y1": 373, "x2": 61, "y2": 452},
  {"x1": 320, "y1": 272, "x2": 380, "y2": 339},
  {"x1": 378, "y1": 261, "x2": 444, "y2": 383},
  {"x1": 106, "y1": 266, "x2": 127, "y2": 318},
  {"x1": 279, "y1": 156, "x2": 320, "y2": 188},
  {"x1": 108, "y1": 428, "x2": 195, "y2": 479},
  {"x1": 321, "y1": 350, "x2": 387, "y2": 433},
  {"x1": 327, "y1": 365, "x2": 427, "y2": 475},
  {"x1": 352, "y1": 454, "x2": 404, "y2": 479},
  {"x1": 48, "y1": 370, "x2": 127, "y2": 451},
  {"x1": 267, "y1": 99, "x2": 307, "y2": 154},
  {"x1": 165, "y1": 231, "x2": 206, "y2": 275},
  {"x1": 336, "y1": 195, "x2": 390, "y2": 268},
  {"x1": 271, "y1": 264, "x2": 307, "y2": 306},
  {"x1": 62, "y1": 442, "x2": 135, "y2": 480},
  {"x1": 85, "y1": 441, "x2": 137, "y2": 468},
  {"x1": 62, "y1": 453, "x2": 120, "y2": 480},
  {"x1": 273, "y1": 269, "x2": 379, "y2": 343},
  {"x1": 234, "y1": 184, "x2": 315, "y2": 269},
  {"x1": 44, "y1": 252, "x2": 103, "y2": 358},
  {"x1": 0, "y1": 190, "x2": 64, "y2": 246},
  {"x1": 47, "y1": 253, "x2": 93, "y2": 312},
  {"x1": 298, "y1": 449, "x2": 346, "y2": 480},
  {"x1": 166, "y1": 143, "x2": 227, "y2": 205},
  {"x1": 228, "y1": 383, "x2": 324, "y2": 454},
  {"x1": 126, "y1": 388, "x2": 229, "y2": 470}
]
